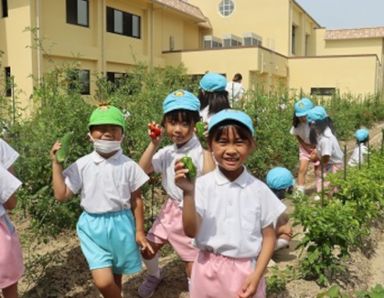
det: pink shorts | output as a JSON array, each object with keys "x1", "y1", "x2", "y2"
[
  {"x1": 299, "y1": 145, "x2": 320, "y2": 166},
  {"x1": 190, "y1": 251, "x2": 266, "y2": 298},
  {"x1": 147, "y1": 198, "x2": 197, "y2": 262},
  {"x1": 0, "y1": 215, "x2": 24, "y2": 289},
  {"x1": 316, "y1": 163, "x2": 343, "y2": 192}
]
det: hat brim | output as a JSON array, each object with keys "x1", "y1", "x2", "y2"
[
  {"x1": 163, "y1": 106, "x2": 199, "y2": 114},
  {"x1": 295, "y1": 111, "x2": 308, "y2": 117}
]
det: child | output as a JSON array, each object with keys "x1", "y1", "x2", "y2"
[
  {"x1": 50, "y1": 105, "x2": 152, "y2": 298},
  {"x1": 307, "y1": 106, "x2": 344, "y2": 193},
  {"x1": 348, "y1": 128, "x2": 369, "y2": 167},
  {"x1": 226, "y1": 73, "x2": 245, "y2": 104},
  {"x1": 138, "y1": 90, "x2": 215, "y2": 297},
  {"x1": 266, "y1": 167, "x2": 294, "y2": 251},
  {"x1": 290, "y1": 97, "x2": 318, "y2": 194},
  {"x1": 175, "y1": 109, "x2": 286, "y2": 298},
  {"x1": 0, "y1": 139, "x2": 23, "y2": 298},
  {"x1": 198, "y1": 72, "x2": 231, "y2": 123}
]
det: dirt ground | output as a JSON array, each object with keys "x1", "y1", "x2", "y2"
[{"x1": 12, "y1": 122, "x2": 384, "y2": 298}]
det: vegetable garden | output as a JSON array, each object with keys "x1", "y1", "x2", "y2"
[{"x1": 1, "y1": 63, "x2": 384, "y2": 297}]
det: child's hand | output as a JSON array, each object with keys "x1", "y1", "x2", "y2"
[
  {"x1": 237, "y1": 272, "x2": 260, "y2": 298},
  {"x1": 50, "y1": 141, "x2": 62, "y2": 163},
  {"x1": 147, "y1": 121, "x2": 162, "y2": 145},
  {"x1": 174, "y1": 159, "x2": 195, "y2": 193},
  {"x1": 136, "y1": 231, "x2": 154, "y2": 255},
  {"x1": 310, "y1": 149, "x2": 318, "y2": 161}
]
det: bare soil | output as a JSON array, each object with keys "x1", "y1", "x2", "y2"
[{"x1": 13, "y1": 122, "x2": 384, "y2": 298}]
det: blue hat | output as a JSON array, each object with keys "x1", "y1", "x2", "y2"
[
  {"x1": 306, "y1": 106, "x2": 328, "y2": 123},
  {"x1": 199, "y1": 72, "x2": 227, "y2": 92},
  {"x1": 294, "y1": 97, "x2": 314, "y2": 117},
  {"x1": 266, "y1": 167, "x2": 295, "y2": 190},
  {"x1": 163, "y1": 89, "x2": 200, "y2": 114},
  {"x1": 355, "y1": 128, "x2": 369, "y2": 142},
  {"x1": 208, "y1": 109, "x2": 255, "y2": 136}
]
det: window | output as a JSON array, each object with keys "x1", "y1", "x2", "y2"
[
  {"x1": 1, "y1": 0, "x2": 7, "y2": 18},
  {"x1": 218, "y1": 0, "x2": 234, "y2": 16},
  {"x1": 68, "y1": 69, "x2": 90, "y2": 95},
  {"x1": 66, "y1": 0, "x2": 89, "y2": 27},
  {"x1": 106, "y1": 7, "x2": 141, "y2": 39},
  {"x1": 291, "y1": 25, "x2": 297, "y2": 55},
  {"x1": 305, "y1": 34, "x2": 310, "y2": 56},
  {"x1": 310, "y1": 87, "x2": 336, "y2": 96},
  {"x1": 106, "y1": 72, "x2": 139, "y2": 95},
  {"x1": 4, "y1": 67, "x2": 11, "y2": 96}
]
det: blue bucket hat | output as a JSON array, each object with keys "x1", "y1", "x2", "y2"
[
  {"x1": 208, "y1": 109, "x2": 255, "y2": 136},
  {"x1": 199, "y1": 72, "x2": 227, "y2": 92},
  {"x1": 163, "y1": 89, "x2": 200, "y2": 114},
  {"x1": 306, "y1": 106, "x2": 328, "y2": 123},
  {"x1": 294, "y1": 97, "x2": 314, "y2": 117},
  {"x1": 266, "y1": 167, "x2": 295, "y2": 190},
  {"x1": 355, "y1": 128, "x2": 369, "y2": 142}
]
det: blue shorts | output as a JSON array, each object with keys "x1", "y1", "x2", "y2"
[{"x1": 76, "y1": 209, "x2": 142, "y2": 275}]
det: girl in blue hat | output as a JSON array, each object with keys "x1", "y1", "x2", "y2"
[
  {"x1": 138, "y1": 90, "x2": 215, "y2": 297},
  {"x1": 175, "y1": 109, "x2": 285, "y2": 298},
  {"x1": 266, "y1": 167, "x2": 294, "y2": 251},
  {"x1": 307, "y1": 106, "x2": 343, "y2": 193},
  {"x1": 290, "y1": 97, "x2": 318, "y2": 194},
  {"x1": 348, "y1": 128, "x2": 369, "y2": 167},
  {"x1": 198, "y1": 72, "x2": 231, "y2": 123}
]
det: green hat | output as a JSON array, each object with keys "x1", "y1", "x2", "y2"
[{"x1": 88, "y1": 105, "x2": 125, "y2": 131}]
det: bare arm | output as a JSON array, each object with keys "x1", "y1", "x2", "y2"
[
  {"x1": 51, "y1": 141, "x2": 73, "y2": 202},
  {"x1": 138, "y1": 124, "x2": 162, "y2": 174},
  {"x1": 238, "y1": 225, "x2": 276, "y2": 298},
  {"x1": 131, "y1": 188, "x2": 154, "y2": 254},
  {"x1": 3, "y1": 193, "x2": 17, "y2": 210},
  {"x1": 174, "y1": 159, "x2": 202, "y2": 238},
  {"x1": 202, "y1": 149, "x2": 216, "y2": 174}
]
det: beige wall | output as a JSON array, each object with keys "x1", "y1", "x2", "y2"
[
  {"x1": 0, "y1": 0, "x2": 34, "y2": 111},
  {"x1": 188, "y1": 0, "x2": 291, "y2": 54},
  {"x1": 289, "y1": 55, "x2": 379, "y2": 95},
  {"x1": 163, "y1": 46, "x2": 288, "y2": 92},
  {"x1": 315, "y1": 29, "x2": 383, "y2": 62}
]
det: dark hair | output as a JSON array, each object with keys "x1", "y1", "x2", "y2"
[
  {"x1": 271, "y1": 186, "x2": 293, "y2": 200},
  {"x1": 199, "y1": 91, "x2": 230, "y2": 116},
  {"x1": 292, "y1": 112, "x2": 300, "y2": 127},
  {"x1": 208, "y1": 120, "x2": 254, "y2": 145},
  {"x1": 161, "y1": 109, "x2": 200, "y2": 126},
  {"x1": 357, "y1": 136, "x2": 369, "y2": 144},
  {"x1": 309, "y1": 117, "x2": 335, "y2": 145},
  {"x1": 233, "y1": 73, "x2": 242, "y2": 82}
]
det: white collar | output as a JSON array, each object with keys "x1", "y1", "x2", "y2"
[
  {"x1": 91, "y1": 149, "x2": 123, "y2": 164},
  {"x1": 214, "y1": 166, "x2": 249, "y2": 188},
  {"x1": 173, "y1": 135, "x2": 200, "y2": 154}
]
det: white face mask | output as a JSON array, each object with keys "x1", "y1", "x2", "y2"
[{"x1": 89, "y1": 134, "x2": 122, "y2": 154}]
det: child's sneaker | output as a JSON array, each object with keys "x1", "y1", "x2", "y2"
[{"x1": 138, "y1": 272, "x2": 163, "y2": 298}]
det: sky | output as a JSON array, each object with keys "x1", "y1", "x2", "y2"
[{"x1": 295, "y1": 0, "x2": 384, "y2": 29}]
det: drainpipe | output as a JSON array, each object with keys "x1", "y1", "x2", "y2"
[
  {"x1": 149, "y1": 2, "x2": 154, "y2": 70},
  {"x1": 35, "y1": 0, "x2": 41, "y2": 82}
]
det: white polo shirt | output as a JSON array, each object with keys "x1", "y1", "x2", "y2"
[
  {"x1": 317, "y1": 127, "x2": 344, "y2": 165},
  {"x1": 152, "y1": 135, "x2": 204, "y2": 206},
  {"x1": 290, "y1": 123, "x2": 311, "y2": 144},
  {"x1": 63, "y1": 150, "x2": 149, "y2": 214},
  {"x1": 194, "y1": 167, "x2": 286, "y2": 258},
  {"x1": 348, "y1": 144, "x2": 368, "y2": 167},
  {"x1": 0, "y1": 138, "x2": 19, "y2": 169},
  {"x1": 0, "y1": 166, "x2": 22, "y2": 217}
]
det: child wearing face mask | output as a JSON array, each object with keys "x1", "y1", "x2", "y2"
[{"x1": 50, "y1": 105, "x2": 153, "y2": 298}]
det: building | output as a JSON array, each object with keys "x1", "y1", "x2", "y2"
[{"x1": 1, "y1": 0, "x2": 383, "y2": 112}]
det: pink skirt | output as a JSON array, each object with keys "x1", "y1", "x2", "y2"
[
  {"x1": 299, "y1": 145, "x2": 320, "y2": 166},
  {"x1": 147, "y1": 198, "x2": 198, "y2": 262},
  {"x1": 190, "y1": 251, "x2": 266, "y2": 298},
  {"x1": 0, "y1": 214, "x2": 24, "y2": 289}
]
